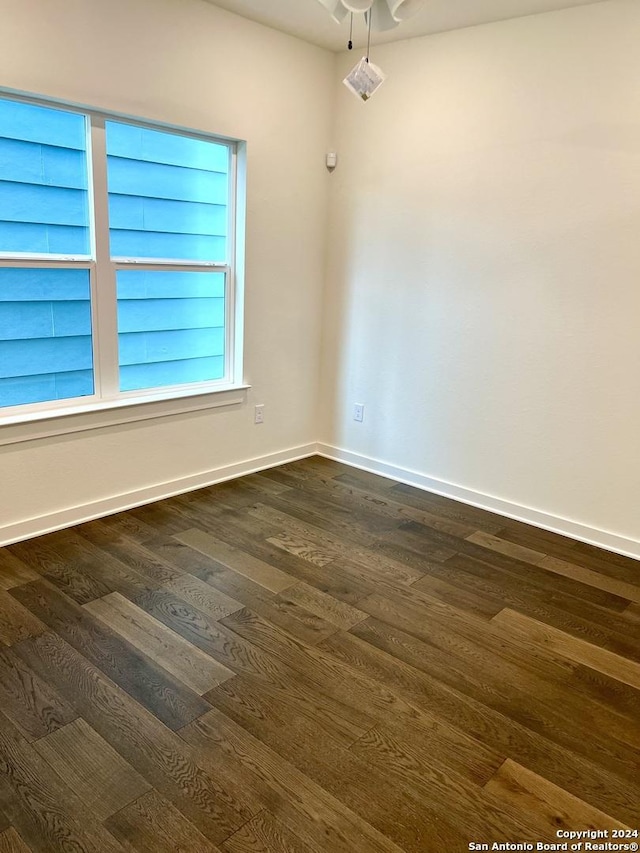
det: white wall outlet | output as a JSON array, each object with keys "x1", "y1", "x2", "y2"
[
  {"x1": 353, "y1": 403, "x2": 365, "y2": 423},
  {"x1": 254, "y1": 404, "x2": 265, "y2": 424}
]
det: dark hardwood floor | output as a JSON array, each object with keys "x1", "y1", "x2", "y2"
[{"x1": 0, "y1": 455, "x2": 638, "y2": 851}]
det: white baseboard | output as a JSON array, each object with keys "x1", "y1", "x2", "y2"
[
  {"x1": 0, "y1": 443, "x2": 317, "y2": 547},
  {"x1": 317, "y1": 443, "x2": 640, "y2": 562},
  {"x1": 4, "y1": 439, "x2": 639, "y2": 563}
]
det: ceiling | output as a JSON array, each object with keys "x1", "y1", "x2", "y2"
[{"x1": 204, "y1": 0, "x2": 607, "y2": 51}]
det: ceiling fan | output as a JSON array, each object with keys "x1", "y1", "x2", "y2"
[
  {"x1": 315, "y1": 0, "x2": 425, "y2": 32},
  {"x1": 315, "y1": 0, "x2": 426, "y2": 100}
]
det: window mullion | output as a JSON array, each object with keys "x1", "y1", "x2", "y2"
[
  {"x1": 230, "y1": 143, "x2": 245, "y2": 386},
  {"x1": 89, "y1": 117, "x2": 119, "y2": 399}
]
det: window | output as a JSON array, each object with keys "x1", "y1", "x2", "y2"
[{"x1": 0, "y1": 94, "x2": 243, "y2": 423}]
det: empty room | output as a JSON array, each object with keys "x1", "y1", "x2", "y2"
[{"x1": 0, "y1": 0, "x2": 638, "y2": 850}]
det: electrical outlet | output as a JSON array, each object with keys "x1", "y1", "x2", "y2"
[
  {"x1": 254, "y1": 404, "x2": 265, "y2": 425},
  {"x1": 353, "y1": 403, "x2": 365, "y2": 423}
]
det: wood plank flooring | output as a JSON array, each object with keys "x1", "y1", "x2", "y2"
[{"x1": 0, "y1": 456, "x2": 638, "y2": 852}]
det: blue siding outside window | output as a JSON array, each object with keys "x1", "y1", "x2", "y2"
[
  {"x1": 0, "y1": 268, "x2": 93, "y2": 407},
  {"x1": 0, "y1": 94, "x2": 236, "y2": 414},
  {"x1": 117, "y1": 270, "x2": 225, "y2": 392},
  {"x1": 105, "y1": 122, "x2": 229, "y2": 262},
  {"x1": 0, "y1": 99, "x2": 90, "y2": 255}
]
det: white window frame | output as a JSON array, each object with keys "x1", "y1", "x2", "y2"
[{"x1": 0, "y1": 90, "x2": 248, "y2": 445}]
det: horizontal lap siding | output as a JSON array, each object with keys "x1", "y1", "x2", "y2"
[
  {"x1": 0, "y1": 100, "x2": 86, "y2": 149},
  {"x1": 0, "y1": 100, "x2": 89, "y2": 254},
  {"x1": 0, "y1": 108, "x2": 231, "y2": 406},
  {"x1": 116, "y1": 270, "x2": 225, "y2": 392},
  {"x1": 0, "y1": 103, "x2": 91, "y2": 405},
  {"x1": 0, "y1": 336, "x2": 93, "y2": 377},
  {"x1": 0, "y1": 183, "x2": 88, "y2": 225},
  {"x1": 106, "y1": 122, "x2": 228, "y2": 262},
  {"x1": 0, "y1": 300, "x2": 90, "y2": 340},
  {"x1": 118, "y1": 297, "x2": 225, "y2": 333},
  {"x1": 119, "y1": 356, "x2": 224, "y2": 391},
  {"x1": 0, "y1": 269, "x2": 93, "y2": 407},
  {"x1": 0, "y1": 139, "x2": 87, "y2": 188},
  {"x1": 110, "y1": 230, "x2": 226, "y2": 261},
  {"x1": 106, "y1": 124, "x2": 229, "y2": 391},
  {"x1": 0, "y1": 222, "x2": 89, "y2": 255},
  {"x1": 119, "y1": 328, "x2": 225, "y2": 365},
  {"x1": 0, "y1": 369, "x2": 93, "y2": 405}
]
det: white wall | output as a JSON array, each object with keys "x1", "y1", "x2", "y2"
[
  {"x1": 0, "y1": 0, "x2": 334, "y2": 540},
  {"x1": 321, "y1": 0, "x2": 640, "y2": 550}
]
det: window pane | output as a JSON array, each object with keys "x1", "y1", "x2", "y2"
[
  {"x1": 117, "y1": 270, "x2": 225, "y2": 392},
  {"x1": 0, "y1": 98, "x2": 90, "y2": 255},
  {"x1": 106, "y1": 122, "x2": 229, "y2": 261},
  {"x1": 0, "y1": 268, "x2": 94, "y2": 407}
]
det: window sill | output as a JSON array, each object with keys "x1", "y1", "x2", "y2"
[{"x1": 0, "y1": 384, "x2": 250, "y2": 446}]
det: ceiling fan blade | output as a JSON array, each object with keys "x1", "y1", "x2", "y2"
[
  {"x1": 366, "y1": 0, "x2": 399, "y2": 31},
  {"x1": 341, "y1": 0, "x2": 375, "y2": 12},
  {"x1": 386, "y1": 0, "x2": 425, "y2": 22},
  {"x1": 315, "y1": 0, "x2": 349, "y2": 23}
]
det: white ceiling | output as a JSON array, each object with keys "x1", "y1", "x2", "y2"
[{"x1": 204, "y1": 0, "x2": 607, "y2": 51}]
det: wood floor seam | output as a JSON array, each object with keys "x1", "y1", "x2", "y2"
[
  {"x1": 218, "y1": 808, "x2": 267, "y2": 848},
  {"x1": 492, "y1": 607, "x2": 640, "y2": 691}
]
